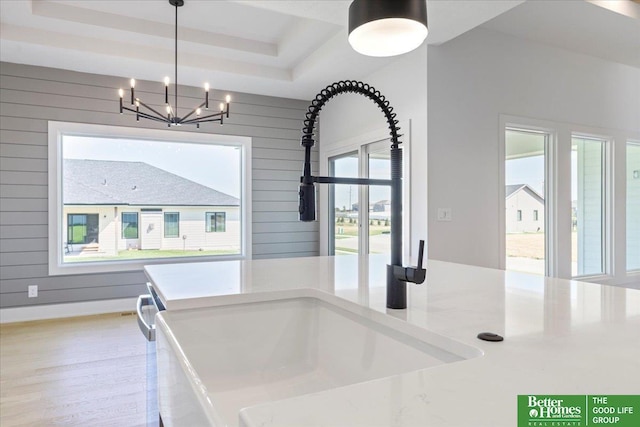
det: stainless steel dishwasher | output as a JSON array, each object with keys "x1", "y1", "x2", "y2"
[{"x1": 137, "y1": 283, "x2": 166, "y2": 427}]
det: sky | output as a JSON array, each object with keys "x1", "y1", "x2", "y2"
[
  {"x1": 506, "y1": 153, "x2": 579, "y2": 200},
  {"x1": 63, "y1": 136, "x2": 241, "y2": 198},
  {"x1": 505, "y1": 155, "x2": 545, "y2": 195}
]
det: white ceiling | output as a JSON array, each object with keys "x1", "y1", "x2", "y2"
[
  {"x1": 481, "y1": 0, "x2": 640, "y2": 69},
  {"x1": 0, "y1": 0, "x2": 523, "y2": 99},
  {"x1": 0, "y1": 1, "x2": 638, "y2": 100}
]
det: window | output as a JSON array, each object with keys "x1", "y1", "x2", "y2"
[
  {"x1": 502, "y1": 116, "x2": 638, "y2": 284},
  {"x1": 164, "y1": 212, "x2": 179, "y2": 238},
  {"x1": 67, "y1": 214, "x2": 99, "y2": 244},
  {"x1": 517, "y1": 210, "x2": 522, "y2": 221},
  {"x1": 572, "y1": 135, "x2": 606, "y2": 276},
  {"x1": 206, "y1": 212, "x2": 226, "y2": 232},
  {"x1": 48, "y1": 121, "x2": 251, "y2": 275},
  {"x1": 122, "y1": 213, "x2": 139, "y2": 239},
  {"x1": 628, "y1": 142, "x2": 640, "y2": 271}
]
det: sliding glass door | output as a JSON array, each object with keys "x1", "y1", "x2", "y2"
[{"x1": 328, "y1": 141, "x2": 396, "y2": 258}]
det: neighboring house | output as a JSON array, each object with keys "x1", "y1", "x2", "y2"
[
  {"x1": 63, "y1": 159, "x2": 240, "y2": 255},
  {"x1": 350, "y1": 200, "x2": 390, "y2": 213},
  {"x1": 372, "y1": 200, "x2": 390, "y2": 212},
  {"x1": 505, "y1": 184, "x2": 545, "y2": 233}
]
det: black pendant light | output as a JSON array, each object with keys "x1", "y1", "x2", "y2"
[{"x1": 348, "y1": 0, "x2": 428, "y2": 57}]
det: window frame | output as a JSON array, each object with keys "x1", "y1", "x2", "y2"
[
  {"x1": 164, "y1": 212, "x2": 180, "y2": 238},
  {"x1": 516, "y1": 210, "x2": 522, "y2": 222},
  {"x1": 48, "y1": 121, "x2": 252, "y2": 276}
]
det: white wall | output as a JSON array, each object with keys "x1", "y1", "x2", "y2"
[
  {"x1": 318, "y1": 45, "x2": 428, "y2": 261},
  {"x1": 428, "y1": 28, "x2": 640, "y2": 271}
]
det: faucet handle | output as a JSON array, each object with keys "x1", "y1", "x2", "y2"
[
  {"x1": 393, "y1": 240, "x2": 427, "y2": 284},
  {"x1": 417, "y1": 239, "x2": 425, "y2": 270}
]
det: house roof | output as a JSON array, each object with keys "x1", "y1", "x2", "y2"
[
  {"x1": 63, "y1": 159, "x2": 239, "y2": 207},
  {"x1": 506, "y1": 184, "x2": 544, "y2": 204}
]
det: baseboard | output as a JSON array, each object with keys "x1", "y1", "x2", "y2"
[{"x1": 0, "y1": 298, "x2": 138, "y2": 324}]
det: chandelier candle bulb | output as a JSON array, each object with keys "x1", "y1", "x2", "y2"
[
  {"x1": 130, "y1": 79, "x2": 135, "y2": 105},
  {"x1": 164, "y1": 77, "x2": 170, "y2": 104},
  {"x1": 118, "y1": 89, "x2": 123, "y2": 113},
  {"x1": 205, "y1": 83, "x2": 210, "y2": 109},
  {"x1": 135, "y1": 100, "x2": 140, "y2": 121},
  {"x1": 226, "y1": 95, "x2": 231, "y2": 117}
]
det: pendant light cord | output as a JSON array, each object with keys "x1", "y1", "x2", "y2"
[{"x1": 174, "y1": 2, "x2": 178, "y2": 116}]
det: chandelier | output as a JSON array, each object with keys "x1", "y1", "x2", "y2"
[{"x1": 118, "y1": 0, "x2": 231, "y2": 128}]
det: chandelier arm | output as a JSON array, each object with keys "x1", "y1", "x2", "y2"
[
  {"x1": 180, "y1": 101, "x2": 207, "y2": 122},
  {"x1": 181, "y1": 111, "x2": 223, "y2": 124},
  {"x1": 122, "y1": 105, "x2": 169, "y2": 123},
  {"x1": 137, "y1": 100, "x2": 170, "y2": 121},
  {"x1": 186, "y1": 117, "x2": 225, "y2": 124},
  {"x1": 136, "y1": 110, "x2": 171, "y2": 123}
]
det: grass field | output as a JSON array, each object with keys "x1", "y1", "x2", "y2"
[
  {"x1": 506, "y1": 232, "x2": 577, "y2": 261},
  {"x1": 335, "y1": 222, "x2": 390, "y2": 237}
]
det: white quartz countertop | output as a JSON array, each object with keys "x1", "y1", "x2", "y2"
[{"x1": 145, "y1": 256, "x2": 640, "y2": 426}]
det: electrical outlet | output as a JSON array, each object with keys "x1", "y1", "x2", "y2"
[{"x1": 28, "y1": 285, "x2": 38, "y2": 298}]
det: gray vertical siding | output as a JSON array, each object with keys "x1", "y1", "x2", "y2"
[{"x1": 0, "y1": 62, "x2": 319, "y2": 308}]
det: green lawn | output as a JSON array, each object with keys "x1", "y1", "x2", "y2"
[
  {"x1": 64, "y1": 249, "x2": 239, "y2": 263},
  {"x1": 335, "y1": 222, "x2": 389, "y2": 237}
]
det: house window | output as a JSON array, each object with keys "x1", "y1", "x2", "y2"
[
  {"x1": 48, "y1": 121, "x2": 251, "y2": 275},
  {"x1": 164, "y1": 213, "x2": 179, "y2": 238},
  {"x1": 206, "y1": 212, "x2": 226, "y2": 232},
  {"x1": 122, "y1": 213, "x2": 139, "y2": 239},
  {"x1": 533, "y1": 210, "x2": 538, "y2": 221},
  {"x1": 67, "y1": 214, "x2": 99, "y2": 244},
  {"x1": 517, "y1": 210, "x2": 522, "y2": 221}
]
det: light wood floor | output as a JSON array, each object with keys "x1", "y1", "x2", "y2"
[{"x1": 0, "y1": 312, "x2": 158, "y2": 427}]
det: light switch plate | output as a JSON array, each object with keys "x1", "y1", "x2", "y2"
[{"x1": 437, "y1": 208, "x2": 452, "y2": 221}]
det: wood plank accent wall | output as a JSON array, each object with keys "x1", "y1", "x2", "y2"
[{"x1": 0, "y1": 62, "x2": 319, "y2": 308}]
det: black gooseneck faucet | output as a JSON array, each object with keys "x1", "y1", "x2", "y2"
[{"x1": 298, "y1": 80, "x2": 425, "y2": 309}]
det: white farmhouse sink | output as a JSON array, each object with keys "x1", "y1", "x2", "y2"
[{"x1": 156, "y1": 294, "x2": 481, "y2": 427}]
